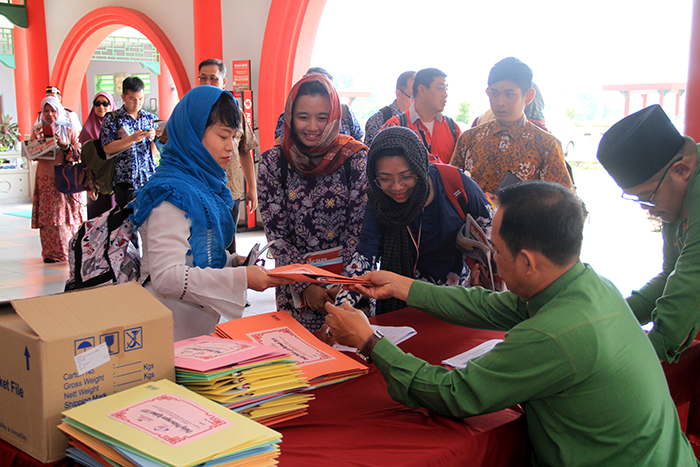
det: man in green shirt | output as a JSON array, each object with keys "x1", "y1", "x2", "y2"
[
  {"x1": 325, "y1": 181, "x2": 697, "y2": 467},
  {"x1": 597, "y1": 104, "x2": 700, "y2": 363}
]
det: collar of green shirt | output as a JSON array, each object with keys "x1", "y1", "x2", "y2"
[{"x1": 525, "y1": 261, "x2": 586, "y2": 316}]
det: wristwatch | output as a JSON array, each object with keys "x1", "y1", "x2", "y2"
[{"x1": 357, "y1": 329, "x2": 384, "y2": 363}]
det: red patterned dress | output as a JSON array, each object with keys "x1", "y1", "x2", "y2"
[{"x1": 30, "y1": 127, "x2": 85, "y2": 262}]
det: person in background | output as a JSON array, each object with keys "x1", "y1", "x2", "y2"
[
  {"x1": 450, "y1": 58, "x2": 572, "y2": 197},
  {"x1": 597, "y1": 104, "x2": 700, "y2": 363},
  {"x1": 335, "y1": 126, "x2": 493, "y2": 315},
  {"x1": 471, "y1": 82, "x2": 545, "y2": 130},
  {"x1": 258, "y1": 73, "x2": 369, "y2": 333},
  {"x1": 130, "y1": 86, "x2": 290, "y2": 341},
  {"x1": 383, "y1": 68, "x2": 461, "y2": 163},
  {"x1": 274, "y1": 67, "x2": 364, "y2": 143},
  {"x1": 101, "y1": 76, "x2": 158, "y2": 207},
  {"x1": 469, "y1": 81, "x2": 576, "y2": 185},
  {"x1": 363, "y1": 71, "x2": 415, "y2": 148},
  {"x1": 196, "y1": 58, "x2": 259, "y2": 254},
  {"x1": 524, "y1": 82, "x2": 547, "y2": 131},
  {"x1": 30, "y1": 96, "x2": 85, "y2": 263},
  {"x1": 35, "y1": 85, "x2": 82, "y2": 132},
  {"x1": 79, "y1": 92, "x2": 116, "y2": 218},
  {"x1": 325, "y1": 181, "x2": 698, "y2": 467}
]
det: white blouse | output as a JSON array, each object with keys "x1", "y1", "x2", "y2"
[{"x1": 138, "y1": 201, "x2": 248, "y2": 341}]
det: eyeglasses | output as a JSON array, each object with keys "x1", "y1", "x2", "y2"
[
  {"x1": 198, "y1": 75, "x2": 221, "y2": 85},
  {"x1": 374, "y1": 174, "x2": 418, "y2": 189},
  {"x1": 93, "y1": 101, "x2": 110, "y2": 108},
  {"x1": 397, "y1": 88, "x2": 412, "y2": 100},
  {"x1": 621, "y1": 158, "x2": 681, "y2": 208}
]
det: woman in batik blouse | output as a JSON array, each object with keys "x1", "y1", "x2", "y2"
[{"x1": 258, "y1": 73, "x2": 369, "y2": 333}]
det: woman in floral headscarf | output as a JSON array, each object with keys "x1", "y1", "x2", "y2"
[
  {"x1": 258, "y1": 73, "x2": 369, "y2": 333},
  {"x1": 30, "y1": 96, "x2": 85, "y2": 263}
]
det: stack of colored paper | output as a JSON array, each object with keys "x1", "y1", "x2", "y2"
[
  {"x1": 58, "y1": 379, "x2": 282, "y2": 467},
  {"x1": 174, "y1": 335, "x2": 313, "y2": 426},
  {"x1": 215, "y1": 311, "x2": 368, "y2": 388}
]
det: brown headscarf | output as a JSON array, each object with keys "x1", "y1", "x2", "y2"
[{"x1": 279, "y1": 74, "x2": 366, "y2": 177}]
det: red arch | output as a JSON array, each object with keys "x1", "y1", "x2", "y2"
[
  {"x1": 51, "y1": 7, "x2": 190, "y2": 113},
  {"x1": 258, "y1": 0, "x2": 326, "y2": 152}
]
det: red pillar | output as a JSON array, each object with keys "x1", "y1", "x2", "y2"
[
  {"x1": 158, "y1": 60, "x2": 176, "y2": 120},
  {"x1": 192, "y1": 0, "x2": 223, "y2": 80},
  {"x1": 80, "y1": 75, "x2": 89, "y2": 122},
  {"x1": 623, "y1": 91, "x2": 630, "y2": 116},
  {"x1": 687, "y1": 0, "x2": 700, "y2": 140},
  {"x1": 258, "y1": 0, "x2": 326, "y2": 153},
  {"x1": 11, "y1": 27, "x2": 31, "y2": 137},
  {"x1": 11, "y1": 0, "x2": 50, "y2": 136}
]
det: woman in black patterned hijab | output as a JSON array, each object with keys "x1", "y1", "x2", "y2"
[{"x1": 336, "y1": 126, "x2": 494, "y2": 314}]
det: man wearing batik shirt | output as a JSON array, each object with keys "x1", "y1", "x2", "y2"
[
  {"x1": 450, "y1": 57, "x2": 572, "y2": 196},
  {"x1": 101, "y1": 76, "x2": 157, "y2": 207},
  {"x1": 363, "y1": 71, "x2": 415, "y2": 148}
]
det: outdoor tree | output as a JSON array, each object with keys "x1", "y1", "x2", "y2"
[{"x1": 456, "y1": 102, "x2": 471, "y2": 124}]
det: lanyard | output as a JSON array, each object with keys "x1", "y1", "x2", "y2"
[{"x1": 406, "y1": 210, "x2": 424, "y2": 278}]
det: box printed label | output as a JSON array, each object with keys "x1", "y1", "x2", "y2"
[
  {"x1": 124, "y1": 327, "x2": 143, "y2": 352},
  {"x1": 74, "y1": 337, "x2": 95, "y2": 355}
]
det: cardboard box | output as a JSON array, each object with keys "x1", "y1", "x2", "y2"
[{"x1": 0, "y1": 282, "x2": 175, "y2": 463}]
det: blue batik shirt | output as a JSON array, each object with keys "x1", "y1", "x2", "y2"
[{"x1": 101, "y1": 106, "x2": 158, "y2": 189}]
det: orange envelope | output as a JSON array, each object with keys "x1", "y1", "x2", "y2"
[
  {"x1": 215, "y1": 311, "x2": 368, "y2": 387},
  {"x1": 266, "y1": 264, "x2": 373, "y2": 286}
]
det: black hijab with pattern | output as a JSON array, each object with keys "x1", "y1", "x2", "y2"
[{"x1": 367, "y1": 126, "x2": 430, "y2": 314}]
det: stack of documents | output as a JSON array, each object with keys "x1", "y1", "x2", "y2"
[
  {"x1": 174, "y1": 335, "x2": 312, "y2": 426},
  {"x1": 58, "y1": 379, "x2": 282, "y2": 467},
  {"x1": 215, "y1": 311, "x2": 369, "y2": 388},
  {"x1": 267, "y1": 263, "x2": 373, "y2": 285}
]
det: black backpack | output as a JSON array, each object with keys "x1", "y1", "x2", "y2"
[
  {"x1": 379, "y1": 106, "x2": 393, "y2": 125},
  {"x1": 81, "y1": 112, "x2": 119, "y2": 196}
]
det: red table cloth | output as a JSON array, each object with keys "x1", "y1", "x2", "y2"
[{"x1": 275, "y1": 307, "x2": 530, "y2": 466}]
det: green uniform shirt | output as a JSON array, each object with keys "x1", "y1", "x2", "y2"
[
  {"x1": 372, "y1": 262, "x2": 697, "y2": 467},
  {"x1": 627, "y1": 146, "x2": 700, "y2": 362}
]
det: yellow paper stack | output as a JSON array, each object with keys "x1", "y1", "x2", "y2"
[
  {"x1": 174, "y1": 335, "x2": 313, "y2": 426},
  {"x1": 59, "y1": 379, "x2": 282, "y2": 467}
]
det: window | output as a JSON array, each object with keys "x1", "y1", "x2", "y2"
[
  {"x1": 133, "y1": 73, "x2": 151, "y2": 95},
  {"x1": 95, "y1": 74, "x2": 115, "y2": 95}
]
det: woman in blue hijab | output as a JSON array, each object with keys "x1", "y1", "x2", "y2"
[{"x1": 131, "y1": 86, "x2": 289, "y2": 340}]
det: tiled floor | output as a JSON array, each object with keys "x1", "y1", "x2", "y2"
[{"x1": 0, "y1": 203, "x2": 277, "y2": 318}]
